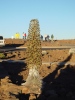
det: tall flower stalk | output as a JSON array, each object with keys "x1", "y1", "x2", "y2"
[{"x1": 22, "y1": 19, "x2": 42, "y2": 94}]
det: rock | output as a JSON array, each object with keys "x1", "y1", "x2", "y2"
[
  {"x1": 22, "y1": 87, "x2": 30, "y2": 94},
  {"x1": 69, "y1": 48, "x2": 75, "y2": 54},
  {"x1": 42, "y1": 51, "x2": 48, "y2": 55},
  {"x1": 29, "y1": 94, "x2": 36, "y2": 100}
]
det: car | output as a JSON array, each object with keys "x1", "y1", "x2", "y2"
[{"x1": 0, "y1": 36, "x2": 5, "y2": 47}]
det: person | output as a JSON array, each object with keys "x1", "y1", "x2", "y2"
[
  {"x1": 17, "y1": 32, "x2": 20, "y2": 39},
  {"x1": 23, "y1": 32, "x2": 26, "y2": 39},
  {"x1": 41, "y1": 35, "x2": 43, "y2": 41},
  {"x1": 23, "y1": 32, "x2": 24, "y2": 39},
  {"x1": 44, "y1": 34, "x2": 47, "y2": 41},
  {"x1": 11, "y1": 36, "x2": 14, "y2": 39},
  {"x1": 15, "y1": 33, "x2": 17, "y2": 39},
  {"x1": 16, "y1": 33, "x2": 18, "y2": 39},
  {"x1": 24, "y1": 33, "x2": 26, "y2": 39},
  {"x1": 47, "y1": 35, "x2": 50, "y2": 41}
]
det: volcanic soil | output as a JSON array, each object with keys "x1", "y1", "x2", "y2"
[{"x1": 0, "y1": 39, "x2": 75, "y2": 100}]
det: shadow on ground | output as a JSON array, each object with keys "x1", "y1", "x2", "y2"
[
  {"x1": 1, "y1": 53, "x2": 75, "y2": 100},
  {"x1": 1, "y1": 61, "x2": 27, "y2": 85},
  {"x1": 36, "y1": 53, "x2": 75, "y2": 100},
  {"x1": 0, "y1": 42, "x2": 25, "y2": 49},
  {"x1": 9, "y1": 53, "x2": 75, "y2": 100}
]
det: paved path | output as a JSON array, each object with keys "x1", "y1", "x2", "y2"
[{"x1": 0, "y1": 46, "x2": 75, "y2": 52}]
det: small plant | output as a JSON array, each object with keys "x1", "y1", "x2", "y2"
[
  {"x1": 51, "y1": 34, "x2": 54, "y2": 42},
  {"x1": 0, "y1": 53, "x2": 5, "y2": 58}
]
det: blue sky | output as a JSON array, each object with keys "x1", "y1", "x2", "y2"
[{"x1": 0, "y1": 0, "x2": 75, "y2": 39}]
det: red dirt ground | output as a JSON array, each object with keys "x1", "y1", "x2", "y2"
[{"x1": 0, "y1": 39, "x2": 75, "y2": 100}]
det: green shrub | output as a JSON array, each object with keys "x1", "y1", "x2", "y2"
[{"x1": 0, "y1": 53, "x2": 5, "y2": 58}]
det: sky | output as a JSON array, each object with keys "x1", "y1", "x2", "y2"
[{"x1": 0, "y1": 0, "x2": 75, "y2": 39}]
